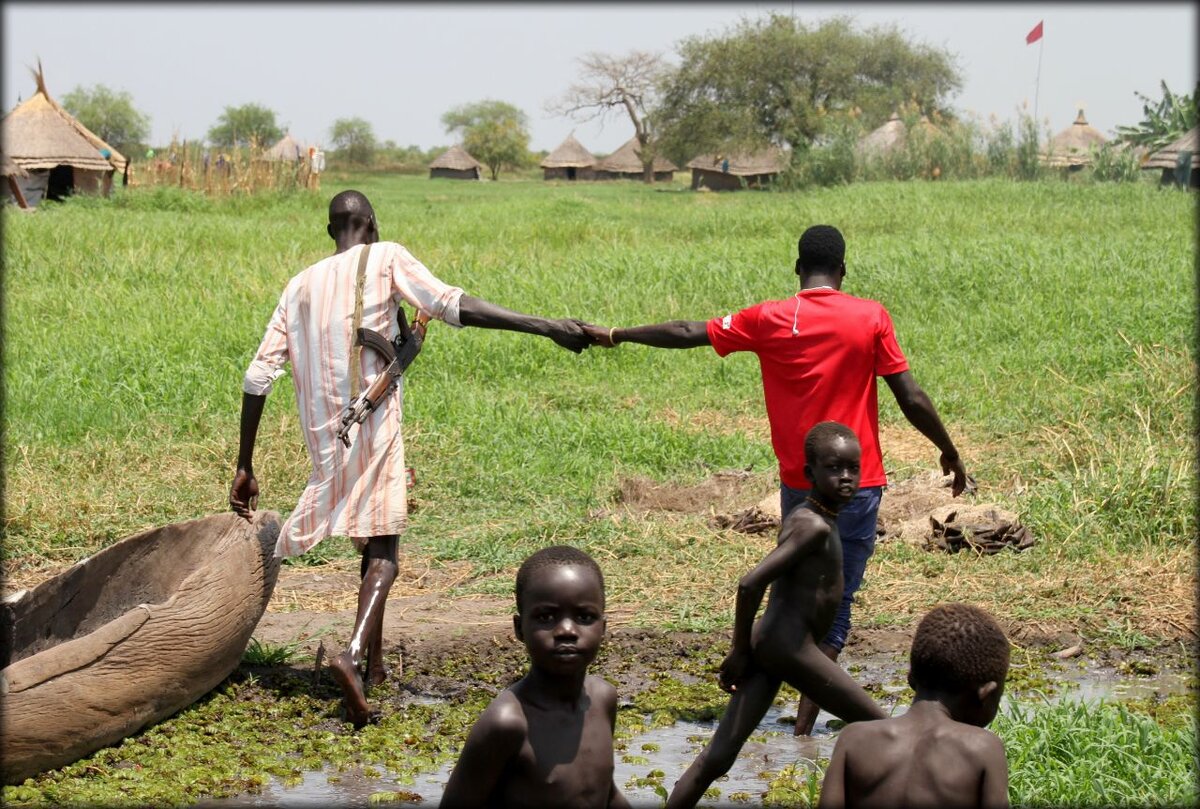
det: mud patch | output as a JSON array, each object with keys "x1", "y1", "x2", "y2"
[{"x1": 612, "y1": 470, "x2": 775, "y2": 517}]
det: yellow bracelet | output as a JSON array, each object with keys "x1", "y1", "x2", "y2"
[{"x1": 609, "y1": 327, "x2": 618, "y2": 346}]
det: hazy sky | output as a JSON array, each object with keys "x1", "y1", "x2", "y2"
[{"x1": 3, "y1": 3, "x2": 1196, "y2": 155}]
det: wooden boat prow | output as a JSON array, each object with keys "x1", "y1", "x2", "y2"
[{"x1": 1, "y1": 511, "x2": 282, "y2": 785}]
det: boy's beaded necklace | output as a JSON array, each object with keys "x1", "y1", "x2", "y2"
[{"x1": 805, "y1": 497, "x2": 840, "y2": 519}]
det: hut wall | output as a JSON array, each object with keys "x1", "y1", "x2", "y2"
[
  {"x1": 12, "y1": 170, "x2": 49, "y2": 206},
  {"x1": 73, "y1": 168, "x2": 113, "y2": 195},
  {"x1": 594, "y1": 169, "x2": 675, "y2": 182},
  {"x1": 543, "y1": 166, "x2": 595, "y2": 181},
  {"x1": 430, "y1": 167, "x2": 480, "y2": 180},
  {"x1": 691, "y1": 168, "x2": 776, "y2": 191}
]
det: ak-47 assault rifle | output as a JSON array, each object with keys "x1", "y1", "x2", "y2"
[{"x1": 336, "y1": 308, "x2": 430, "y2": 448}]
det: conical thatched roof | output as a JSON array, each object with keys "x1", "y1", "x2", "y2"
[
  {"x1": 687, "y1": 146, "x2": 788, "y2": 176},
  {"x1": 429, "y1": 144, "x2": 483, "y2": 170},
  {"x1": 540, "y1": 134, "x2": 595, "y2": 168},
  {"x1": 262, "y1": 132, "x2": 307, "y2": 161},
  {"x1": 1, "y1": 64, "x2": 126, "y2": 173},
  {"x1": 595, "y1": 137, "x2": 678, "y2": 173},
  {"x1": 1142, "y1": 126, "x2": 1199, "y2": 170},
  {"x1": 857, "y1": 111, "x2": 906, "y2": 154},
  {"x1": 1043, "y1": 109, "x2": 1107, "y2": 168}
]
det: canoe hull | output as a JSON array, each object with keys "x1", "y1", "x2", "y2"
[{"x1": 1, "y1": 511, "x2": 281, "y2": 784}]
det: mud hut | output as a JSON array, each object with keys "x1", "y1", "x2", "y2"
[
  {"x1": 540, "y1": 133, "x2": 596, "y2": 181},
  {"x1": 1, "y1": 65, "x2": 127, "y2": 207},
  {"x1": 687, "y1": 147, "x2": 789, "y2": 191},
  {"x1": 429, "y1": 144, "x2": 483, "y2": 180},
  {"x1": 1141, "y1": 126, "x2": 1198, "y2": 188},
  {"x1": 1042, "y1": 109, "x2": 1107, "y2": 169},
  {"x1": 856, "y1": 111, "x2": 907, "y2": 155},
  {"x1": 593, "y1": 137, "x2": 677, "y2": 181},
  {"x1": 260, "y1": 132, "x2": 308, "y2": 162}
]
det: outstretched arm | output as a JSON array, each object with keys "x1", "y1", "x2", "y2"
[
  {"x1": 458, "y1": 294, "x2": 591, "y2": 353},
  {"x1": 229, "y1": 392, "x2": 266, "y2": 520},
  {"x1": 583, "y1": 320, "x2": 711, "y2": 349},
  {"x1": 882, "y1": 370, "x2": 969, "y2": 496}
]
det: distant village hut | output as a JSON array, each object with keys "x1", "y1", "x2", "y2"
[
  {"x1": 593, "y1": 137, "x2": 677, "y2": 181},
  {"x1": 1042, "y1": 109, "x2": 1107, "y2": 170},
  {"x1": 687, "y1": 147, "x2": 789, "y2": 191},
  {"x1": 429, "y1": 144, "x2": 483, "y2": 180},
  {"x1": 1142, "y1": 126, "x2": 1198, "y2": 188},
  {"x1": 261, "y1": 132, "x2": 308, "y2": 162},
  {"x1": 540, "y1": 134, "x2": 596, "y2": 181},
  {"x1": 1, "y1": 65, "x2": 127, "y2": 207}
]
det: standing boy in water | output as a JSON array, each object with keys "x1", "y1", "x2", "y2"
[
  {"x1": 441, "y1": 546, "x2": 629, "y2": 809},
  {"x1": 817, "y1": 603, "x2": 1010, "y2": 809},
  {"x1": 665, "y1": 422, "x2": 887, "y2": 809}
]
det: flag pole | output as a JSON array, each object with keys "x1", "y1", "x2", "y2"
[{"x1": 1033, "y1": 34, "x2": 1044, "y2": 127}]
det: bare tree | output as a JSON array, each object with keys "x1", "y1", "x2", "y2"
[{"x1": 549, "y1": 50, "x2": 668, "y2": 183}]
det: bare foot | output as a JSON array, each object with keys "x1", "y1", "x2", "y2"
[
  {"x1": 792, "y1": 694, "x2": 821, "y2": 737},
  {"x1": 329, "y1": 652, "x2": 373, "y2": 728}
]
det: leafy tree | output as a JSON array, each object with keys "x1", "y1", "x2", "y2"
[
  {"x1": 549, "y1": 50, "x2": 668, "y2": 183},
  {"x1": 440, "y1": 100, "x2": 530, "y2": 180},
  {"x1": 60, "y1": 84, "x2": 151, "y2": 155},
  {"x1": 1116, "y1": 81, "x2": 1199, "y2": 152},
  {"x1": 207, "y1": 103, "x2": 283, "y2": 149},
  {"x1": 329, "y1": 117, "x2": 377, "y2": 165},
  {"x1": 655, "y1": 13, "x2": 961, "y2": 166}
]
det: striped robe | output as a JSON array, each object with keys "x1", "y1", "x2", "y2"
[{"x1": 243, "y1": 241, "x2": 464, "y2": 557}]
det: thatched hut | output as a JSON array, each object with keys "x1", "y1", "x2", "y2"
[
  {"x1": 1141, "y1": 126, "x2": 1198, "y2": 188},
  {"x1": 1042, "y1": 109, "x2": 1107, "y2": 169},
  {"x1": 261, "y1": 132, "x2": 308, "y2": 162},
  {"x1": 687, "y1": 147, "x2": 789, "y2": 191},
  {"x1": 593, "y1": 137, "x2": 677, "y2": 181},
  {"x1": 429, "y1": 144, "x2": 483, "y2": 180},
  {"x1": 540, "y1": 134, "x2": 596, "y2": 181},
  {"x1": 1, "y1": 65, "x2": 127, "y2": 207}
]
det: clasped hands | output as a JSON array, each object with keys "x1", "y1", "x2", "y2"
[{"x1": 548, "y1": 320, "x2": 621, "y2": 352}]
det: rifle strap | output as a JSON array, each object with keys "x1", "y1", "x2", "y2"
[{"x1": 349, "y1": 243, "x2": 371, "y2": 399}]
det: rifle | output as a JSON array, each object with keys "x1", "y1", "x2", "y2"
[{"x1": 336, "y1": 308, "x2": 430, "y2": 448}]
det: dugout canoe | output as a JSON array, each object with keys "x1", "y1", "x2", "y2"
[{"x1": 1, "y1": 511, "x2": 282, "y2": 785}]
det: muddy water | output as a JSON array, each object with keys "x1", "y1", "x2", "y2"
[{"x1": 197, "y1": 659, "x2": 1190, "y2": 808}]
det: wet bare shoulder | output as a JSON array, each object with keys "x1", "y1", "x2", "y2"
[
  {"x1": 481, "y1": 687, "x2": 530, "y2": 743},
  {"x1": 585, "y1": 675, "x2": 618, "y2": 708}
]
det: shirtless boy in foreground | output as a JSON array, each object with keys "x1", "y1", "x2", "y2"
[
  {"x1": 818, "y1": 603, "x2": 1011, "y2": 809},
  {"x1": 440, "y1": 546, "x2": 629, "y2": 809},
  {"x1": 665, "y1": 422, "x2": 887, "y2": 809}
]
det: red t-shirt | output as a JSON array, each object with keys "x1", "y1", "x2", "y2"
[{"x1": 706, "y1": 288, "x2": 909, "y2": 489}]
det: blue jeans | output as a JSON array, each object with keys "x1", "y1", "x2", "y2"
[{"x1": 780, "y1": 484, "x2": 883, "y2": 653}]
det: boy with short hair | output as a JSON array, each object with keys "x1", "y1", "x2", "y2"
[
  {"x1": 665, "y1": 422, "x2": 887, "y2": 809},
  {"x1": 441, "y1": 546, "x2": 630, "y2": 809},
  {"x1": 817, "y1": 603, "x2": 1010, "y2": 809}
]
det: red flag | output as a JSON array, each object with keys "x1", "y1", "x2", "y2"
[{"x1": 1026, "y1": 21, "x2": 1043, "y2": 45}]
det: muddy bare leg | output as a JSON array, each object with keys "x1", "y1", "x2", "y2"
[
  {"x1": 332, "y1": 535, "x2": 397, "y2": 727},
  {"x1": 666, "y1": 669, "x2": 780, "y2": 809},
  {"x1": 358, "y1": 549, "x2": 391, "y2": 688},
  {"x1": 793, "y1": 642, "x2": 839, "y2": 736},
  {"x1": 777, "y1": 642, "x2": 884, "y2": 725}
]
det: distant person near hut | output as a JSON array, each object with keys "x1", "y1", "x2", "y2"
[
  {"x1": 229, "y1": 191, "x2": 593, "y2": 726},
  {"x1": 584, "y1": 225, "x2": 970, "y2": 736}
]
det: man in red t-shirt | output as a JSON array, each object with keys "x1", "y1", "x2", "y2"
[{"x1": 584, "y1": 225, "x2": 969, "y2": 735}]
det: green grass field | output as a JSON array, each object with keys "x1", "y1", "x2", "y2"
[
  {"x1": 2, "y1": 173, "x2": 1195, "y2": 807},
  {"x1": 4, "y1": 173, "x2": 1193, "y2": 637}
]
